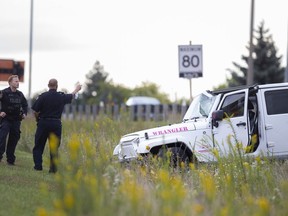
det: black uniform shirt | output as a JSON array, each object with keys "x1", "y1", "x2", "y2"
[
  {"x1": 0, "y1": 87, "x2": 28, "y2": 121},
  {"x1": 32, "y1": 89, "x2": 73, "y2": 119}
]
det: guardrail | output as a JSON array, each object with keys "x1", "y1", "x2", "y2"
[{"x1": 61, "y1": 103, "x2": 189, "y2": 121}]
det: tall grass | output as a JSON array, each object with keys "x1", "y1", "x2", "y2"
[{"x1": 1, "y1": 116, "x2": 288, "y2": 216}]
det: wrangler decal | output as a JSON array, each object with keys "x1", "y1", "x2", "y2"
[{"x1": 152, "y1": 127, "x2": 189, "y2": 136}]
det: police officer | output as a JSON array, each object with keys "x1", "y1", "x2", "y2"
[
  {"x1": 0, "y1": 75, "x2": 28, "y2": 165},
  {"x1": 32, "y1": 78, "x2": 81, "y2": 173}
]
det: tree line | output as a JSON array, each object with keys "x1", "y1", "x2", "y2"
[{"x1": 33, "y1": 21, "x2": 286, "y2": 105}]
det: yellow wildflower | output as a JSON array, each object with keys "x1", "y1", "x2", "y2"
[
  {"x1": 243, "y1": 162, "x2": 250, "y2": 169},
  {"x1": 64, "y1": 192, "x2": 75, "y2": 209},
  {"x1": 220, "y1": 206, "x2": 229, "y2": 216},
  {"x1": 67, "y1": 135, "x2": 81, "y2": 160},
  {"x1": 257, "y1": 197, "x2": 270, "y2": 214},
  {"x1": 199, "y1": 171, "x2": 216, "y2": 200},
  {"x1": 36, "y1": 208, "x2": 49, "y2": 216},
  {"x1": 212, "y1": 148, "x2": 219, "y2": 158},
  {"x1": 193, "y1": 203, "x2": 204, "y2": 214},
  {"x1": 189, "y1": 163, "x2": 195, "y2": 170},
  {"x1": 53, "y1": 199, "x2": 63, "y2": 209},
  {"x1": 49, "y1": 133, "x2": 59, "y2": 154},
  {"x1": 255, "y1": 156, "x2": 262, "y2": 165}
]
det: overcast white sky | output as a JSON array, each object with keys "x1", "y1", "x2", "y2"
[{"x1": 0, "y1": 0, "x2": 287, "y2": 101}]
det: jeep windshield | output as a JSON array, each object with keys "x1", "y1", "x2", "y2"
[{"x1": 183, "y1": 91, "x2": 216, "y2": 122}]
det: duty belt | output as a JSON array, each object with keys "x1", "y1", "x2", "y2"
[{"x1": 40, "y1": 117, "x2": 60, "y2": 121}]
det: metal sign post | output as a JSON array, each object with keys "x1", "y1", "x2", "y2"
[
  {"x1": 28, "y1": 0, "x2": 34, "y2": 108},
  {"x1": 189, "y1": 77, "x2": 192, "y2": 100},
  {"x1": 178, "y1": 43, "x2": 203, "y2": 100}
]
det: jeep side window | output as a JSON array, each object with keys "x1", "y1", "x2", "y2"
[
  {"x1": 265, "y1": 89, "x2": 288, "y2": 115},
  {"x1": 220, "y1": 93, "x2": 245, "y2": 118}
]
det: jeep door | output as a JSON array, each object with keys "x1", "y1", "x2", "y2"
[
  {"x1": 261, "y1": 88, "x2": 288, "y2": 154},
  {"x1": 213, "y1": 89, "x2": 249, "y2": 156}
]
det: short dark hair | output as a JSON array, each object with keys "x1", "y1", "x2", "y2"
[
  {"x1": 48, "y1": 78, "x2": 58, "y2": 88},
  {"x1": 8, "y1": 75, "x2": 19, "y2": 83}
]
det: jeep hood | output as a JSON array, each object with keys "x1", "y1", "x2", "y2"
[{"x1": 121, "y1": 122, "x2": 197, "y2": 141}]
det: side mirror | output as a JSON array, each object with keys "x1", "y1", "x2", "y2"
[{"x1": 212, "y1": 110, "x2": 224, "y2": 127}]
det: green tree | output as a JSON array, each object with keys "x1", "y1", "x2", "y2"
[
  {"x1": 212, "y1": 83, "x2": 228, "y2": 91},
  {"x1": 81, "y1": 61, "x2": 131, "y2": 105},
  {"x1": 81, "y1": 61, "x2": 172, "y2": 105},
  {"x1": 81, "y1": 61, "x2": 110, "y2": 104},
  {"x1": 227, "y1": 21, "x2": 285, "y2": 87}
]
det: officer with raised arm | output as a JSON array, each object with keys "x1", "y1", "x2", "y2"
[{"x1": 32, "y1": 78, "x2": 81, "y2": 173}]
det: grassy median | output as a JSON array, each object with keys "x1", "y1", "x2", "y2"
[{"x1": 1, "y1": 116, "x2": 288, "y2": 216}]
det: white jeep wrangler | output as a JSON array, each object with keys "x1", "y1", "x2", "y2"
[{"x1": 113, "y1": 83, "x2": 288, "y2": 164}]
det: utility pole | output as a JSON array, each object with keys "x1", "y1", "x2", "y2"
[
  {"x1": 247, "y1": 0, "x2": 255, "y2": 85},
  {"x1": 28, "y1": 0, "x2": 34, "y2": 109},
  {"x1": 189, "y1": 41, "x2": 192, "y2": 101}
]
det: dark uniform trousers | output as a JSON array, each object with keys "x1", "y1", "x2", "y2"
[
  {"x1": 0, "y1": 120, "x2": 21, "y2": 164},
  {"x1": 33, "y1": 119, "x2": 62, "y2": 172}
]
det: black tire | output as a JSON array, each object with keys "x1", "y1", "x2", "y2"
[
  {"x1": 169, "y1": 147, "x2": 190, "y2": 168},
  {"x1": 157, "y1": 145, "x2": 191, "y2": 168}
]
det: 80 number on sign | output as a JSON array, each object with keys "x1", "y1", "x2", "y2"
[{"x1": 182, "y1": 55, "x2": 200, "y2": 68}]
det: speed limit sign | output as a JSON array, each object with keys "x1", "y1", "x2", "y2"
[{"x1": 178, "y1": 44, "x2": 203, "y2": 78}]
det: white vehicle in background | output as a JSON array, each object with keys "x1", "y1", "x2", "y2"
[
  {"x1": 126, "y1": 96, "x2": 161, "y2": 121},
  {"x1": 126, "y1": 96, "x2": 160, "y2": 106},
  {"x1": 113, "y1": 83, "x2": 288, "y2": 164}
]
